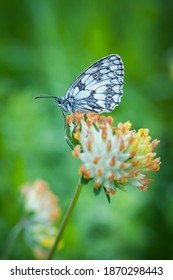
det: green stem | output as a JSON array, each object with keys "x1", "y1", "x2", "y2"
[
  {"x1": 47, "y1": 175, "x2": 83, "y2": 260},
  {"x1": 1, "y1": 220, "x2": 23, "y2": 259}
]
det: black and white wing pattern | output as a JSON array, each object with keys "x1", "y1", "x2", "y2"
[{"x1": 64, "y1": 54, "x2": 124, "y2": 113}]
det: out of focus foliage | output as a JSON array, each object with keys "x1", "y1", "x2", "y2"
[{"x1": 0, "y1": 0, "x2": 173, "y2": 259}]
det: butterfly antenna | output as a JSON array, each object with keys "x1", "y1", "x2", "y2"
[{"x1": 34, "y1": 95, "x2": 57, "y2": 99}]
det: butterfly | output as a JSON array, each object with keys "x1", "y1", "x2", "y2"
[{"x1": 35, "y1": 54, "x2": 124, "y2": 117}]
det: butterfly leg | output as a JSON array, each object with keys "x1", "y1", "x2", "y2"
[{"x1": 61, "y1": 109, "x2": 67, "y2": 130}]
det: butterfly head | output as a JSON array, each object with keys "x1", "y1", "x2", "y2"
[{"x1": 55, "y1": 97, "x2": 68, "y2": 112}]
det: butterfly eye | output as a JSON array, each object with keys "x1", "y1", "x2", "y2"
[{"x1": 55, "y1": 98, "x2": 62, "y2": 106}]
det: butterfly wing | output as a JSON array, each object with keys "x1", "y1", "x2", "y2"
[{"x1": 65, "y1": 54, "x2": 124, "y2": 113}]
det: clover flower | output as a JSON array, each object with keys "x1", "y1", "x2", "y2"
[
  {"x1": 21, "y1": 179, "x2": 61, "y2": 258},
  {"x1": 66, "y1": 112, "x2": 161, "y2": 197}
]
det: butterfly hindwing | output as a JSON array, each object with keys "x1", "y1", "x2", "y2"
[{"x1": 64, "y1": 54, "x2": 124, "y2": 113}]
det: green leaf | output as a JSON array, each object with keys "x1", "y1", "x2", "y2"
[
  {"x1": 93, "y1": 186, "x2": 102, "y2": 196},
  {"x1": 65, "y1": 122, "x2": 80, "y2": 148},
  {"x1": 93, "y1": 122, "x2": 99, "y2": 132},
  {"x1": 65, "y1": 120, "x2": 71, "y2": 139},
  {"x1": 103, "y1": 187, "x2": 111, "y2": 203},
  {"x1": 64, "y1": 136, "x2": 74, "y2": 150},
  {"x1": 114, "y1": 181, "x2": 126, "y2": 192},
  {"x1": 80, "y1": 175, "x2": 92, "y2": 185}
]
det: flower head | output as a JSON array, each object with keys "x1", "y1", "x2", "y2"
[
  {"x1": 21, "y1": 179, "x2": 61, "y2": 258},
  {"x1": 66, "y1": 113, "x2": 161, "y2": 197}
]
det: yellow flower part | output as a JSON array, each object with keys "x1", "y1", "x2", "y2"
[{"x1": 66, "y1": 113, "x2": 161, "y2": 195}]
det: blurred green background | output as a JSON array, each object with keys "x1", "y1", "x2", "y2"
[{"x1": 0, "y1": 0, "x2": 173, "y2": 260}]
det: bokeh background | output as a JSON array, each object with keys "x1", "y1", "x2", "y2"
[{"x1": 0, "y1": 0, "x2": 173, "y2": 260}]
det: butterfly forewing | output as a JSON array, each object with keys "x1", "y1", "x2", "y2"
[{"x1": 64, "y1": 54, "x2": 124, "y2": 113}]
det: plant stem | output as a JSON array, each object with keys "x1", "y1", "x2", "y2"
[
  {"x1": 1, "y1": 221, "x2": 23, "y2": 259},
  {"x1": 47, "y1": 175, "x2": 83, "y2": 260}
]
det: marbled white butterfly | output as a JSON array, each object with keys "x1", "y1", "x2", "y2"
[{"x1": 35, "y1": 54, "x2": 124, "y2": 115}]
